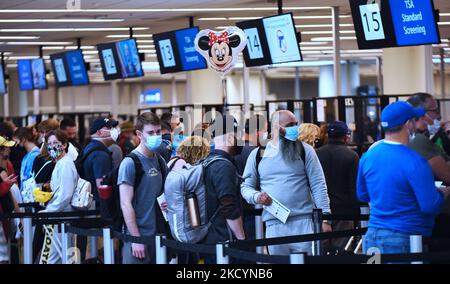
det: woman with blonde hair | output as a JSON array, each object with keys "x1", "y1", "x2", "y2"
[
  {"x1": 167, "y1": 136, "x2": 211, "y2": 171},
  {"x1": 298, "y1": 123, "x2": 321, "y2": 148}
]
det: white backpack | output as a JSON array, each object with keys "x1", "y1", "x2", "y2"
[
  {"x1": 71, "y1": 178, "x2": 94, "y2": 211},
  {"x1": 21, "y1": 161, "x2": 51, "y2": 203}
]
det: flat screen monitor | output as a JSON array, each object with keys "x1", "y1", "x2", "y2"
[
  {"x1": 175, "y1": 27, "x2": 207, "y2": 71},
  {"x1": 0, "y1": 64, "x2": 6, "y2": 94},
  {"x1": 389, "y1": 0, "x2": 440, "y2": 46},
  {"x1": 116, "y1": 39, "x2": 144, "y2": 78},
  {"x1": 51, "y1": 52, "x2": 70, "y2": 87},
  {"x1": 31, "y1": 58, "x2": 47, "y2": 89},
  {"x1": 18, "y1": 60, "x2": 33, "y2": 91},
  {"x1": 140, "y1": 88, "x2": 162, "y2": 105},
  {"x1": 238, "y1": 13, "x2": 302, "y2": 67},
  {"x1": 65, "y1": 50, "x2": 89, "y2": 86},
  {"x1": 262, "y1": 13, "x2": 302, "y2": 64},
  {"x1": 98, "y1": 42, "x2": 124, "y2": 81},
  {"x1": 154, "y1": 27, "x2": 207, "y2": 74}
]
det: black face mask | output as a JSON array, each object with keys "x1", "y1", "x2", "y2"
[{"x1": 162, "y1": 133, "x2": 172, "y2": 142}]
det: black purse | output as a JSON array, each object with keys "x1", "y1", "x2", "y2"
[{"x1": 0, "y1": 191, "x2": 15, "y2": 213}]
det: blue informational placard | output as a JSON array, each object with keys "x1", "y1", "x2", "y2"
[
  {"x1": 389, "y1": 0, "x2": 439, "y2": 46},
  {"x1": 262, "y1": 14, "x2": 302, "y2": 64},
  {"x1": 65, "y1": 50, "x2": 89, "y2": 85},
  {"x1": 175, "y1": 27, "x2": 207, "y2": 71},
  {"x1": 140, "y1": 89, "x2": 162, "y2": 105},
  {"x1": 116, "y1": 39, "x2": 144, "y2": 78},
  {"x1": 18, "y1": 60, "x2": 33, "y2": 91},
  {"x1": 0, "y1": 64, "x2": 6, "y2": 94},
  {"x1": 31, "y1": 58, "x2": 47, "y2": 89}
]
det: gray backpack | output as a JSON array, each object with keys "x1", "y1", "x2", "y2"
[{"x1": 164, "y1": 156, "x2": 229, "y2": 243}]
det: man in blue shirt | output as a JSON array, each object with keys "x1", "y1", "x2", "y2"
[{"x1": 357, "y1": 101, "x2": 450, "y2": 254}]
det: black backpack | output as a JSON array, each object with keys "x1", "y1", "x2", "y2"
[
  {"x1": 99, "y1": 152, "x2": 169, "y2": 234},
  {"x1": 74, "y1": 145, "x2": 110, "y2": 179}
]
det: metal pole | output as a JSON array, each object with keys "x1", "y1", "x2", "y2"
[
  {"x1": 155, "y1": 235, "x2": 168, "y2": 264},
  {"x1": 102, "y1": 228, "x2": 114, "y2": 264},
  {"x1": 294, "y1": 66, "x2": 301, "y2": 121},
  {"x1": 23, "y1": 217, "x2": 33, "y2": 264},
  {"x1": 89, "y1": 236, "x2": 98, "y2": 258},
  {"x1": 290, "y1": 252, "x2": 306, "y2": 264},
  {"x1": 376, "y1": 57, "x2": 384, "y2": 95},
  {"x1": 216, "y1": 243, "x2": 230, "y2": 264},
  {"x1": 243, "y1": 66, "x2": 250, "y2": 115},
  {"x1": 255, "y1": 204, "x2": 264, "y2": 255},
  {"x1": 169, "y1": 256, "x2": 178, "y2": 264},
  {"x1": 312, "y1": 209, "x2": 323, "y2": 256},
  {"x1": 332, "y1": 6, "x2": 341, "y2": 97},
  {"x1": 61, "y1": 223, "x2": 69, "y2": 264},
  {"x1": 441, "y1": 48, "x2": 446, "y2": 98},
  {"x1": 410, "y1": 235, "x2": 423, "y2": 265}
]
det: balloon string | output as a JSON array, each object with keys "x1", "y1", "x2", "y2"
[{"x1": 221, "y1": 76, "x2": 228, "y2": 114}]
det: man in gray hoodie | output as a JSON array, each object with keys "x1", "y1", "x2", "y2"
[{"x1": 241, "y1": 110, "x2": 331, "y2": 255}]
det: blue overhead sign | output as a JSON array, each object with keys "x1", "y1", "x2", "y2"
[{"x1": 389, "y1": 0, "x2": 439, "y2": 46}]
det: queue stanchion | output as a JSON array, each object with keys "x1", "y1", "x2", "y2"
[
  {"x1": 102, "y1": 228, "x2": 114, "y2": 264},
  {"x1": 255, "y1": 204, "x2": 264, "y2": 255},
  {"x1": 23, "y1": 217, "x2": 33, "y2": 264},
  {"x1": 355, "y1": 205, "x2": 370, "y2": 254},
  {"x1": 169, "y1": 256, "x2": 178, "y2": 264},
  {"x1": 289, "y1": 252, "x2": 306, "y2": 264},
  {"x1": 155, "y1": 235, "x2": 167, "y2": 264},
  {"x1": 410, "y1": 235, "x2": 423, "y2": 264},
  {"x1": 216, "y1": 242, "x2": 230, "y2": 264},
  {"x1": 312, "y1": 209, "x2": 323, "y2": 256},
  {"x1": 89, "y1": 237, "x2": 98, "y2": 258},
  {"x1": 61, "y1": 223, "x2": 70, "y2": 264}
]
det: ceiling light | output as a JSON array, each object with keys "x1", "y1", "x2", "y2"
[
  {"x1": 42, "y1": 46, "x2": 65, "y2": 50},
  {"x1": 82, "y1": 51, "x2": 99, "y2": 55},
  {"x1": 311, "y1": 36, "x2": 357, "y2": 41},
  {"x1": 138, "y1": 45, "x2": 155, "y2": 49},
  {"x1": 0, "y1": 27, "x2": 148, "y2": 32},
  {"x1": 0, "y1": 18, "x2": 124, "y2": 23},
  {"x1": 438, "y1": 22, "x2": 450, "y2": 26},
  {"x1": 106, "y1": 34, "x2": 152, "y2": 38},
  {"x1": 4, "y1": 41, "x2": 73, "y2": 45},
  {"x1": 301, "y1": 46, "x2": 334, "y2": 51},
  {"x1": 140, "y1": 50, "x2": 156, "y2": 54},
  {"x1": 0, "y1": 36, "x2": 40, "y2": 40},
  {"x1": 296, "y1": 24, "x2": 332, "y2": 28},
  {"x1": 136, "y1": 40, "x2": 154, "y2": 43},
  {"x1": 300, "y1": 41, "x2": 328, "y2": 45}
]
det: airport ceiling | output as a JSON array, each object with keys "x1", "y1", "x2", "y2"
[{"x1": 0, "y1": 0, "x2": 450, "y2": 70}]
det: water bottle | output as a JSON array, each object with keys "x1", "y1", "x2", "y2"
[{"x1": 186, "y1": 193, "x2": 200, "y2": 228}]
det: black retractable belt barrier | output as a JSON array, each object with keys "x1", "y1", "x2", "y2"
[
  {"x1": 161, "y1": 238, "x2": 216, "y2": 255},
  {"x1": 66, "y1": 225, "x2": 104, "y2": 238},
  {"x1": 112, "y1": 231, "x2": 155, "y2": 246},
  {"x1": 322, "y1": 214, "x2": 370, "y2": 221},
  {"x1": 223, "y1": 247, "x2": 289, "y2": 264},
  {"x1": 231, "y1": 228, "x2": 368, "y2": 249}
]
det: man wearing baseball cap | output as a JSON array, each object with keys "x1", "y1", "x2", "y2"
[
  {"x1": 80, "y1": 117, "x2": 119, "y2": 203},
  {"x1": 200, "y1": 114, "x2": 245, "y2": 263},
  {"x1": 357, "y1": 101, "x2": 450, "y2": 254}
]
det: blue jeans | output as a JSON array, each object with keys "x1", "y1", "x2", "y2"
[{"x1": 363, "y1": 227, "x2": 410, "y2": 254}]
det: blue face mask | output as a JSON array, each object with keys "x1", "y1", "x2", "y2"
[
  {"x1": 284, "y1": 126, "x2": 299, "y2": 142},
  {"x1": 145, "y1": 135, "x2": 162, "y2": 151}
]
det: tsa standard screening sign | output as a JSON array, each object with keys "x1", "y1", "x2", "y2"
[{"x1": 389, "y1": 0, "x2": 440, "y2": 46}]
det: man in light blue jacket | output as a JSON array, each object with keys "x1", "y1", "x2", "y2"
[{"x1": 241, "y1": 110, "x2": 331, "y2": 255}]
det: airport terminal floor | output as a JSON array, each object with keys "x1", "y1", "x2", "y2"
[{"x1": 1, "y1": 0, "x2": 450, "y2": 274}]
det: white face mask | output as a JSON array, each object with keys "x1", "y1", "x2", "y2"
[
  {"x1": 427, "y1": 119, "x2": 441, "y2": 137},
  {"x1": 110, "y1": 128, "x2": 120, "y2": 142}
]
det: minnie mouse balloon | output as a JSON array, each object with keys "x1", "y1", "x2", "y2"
[{"x1": 195, "y1": 27, "x2": 247, "y2": 76}]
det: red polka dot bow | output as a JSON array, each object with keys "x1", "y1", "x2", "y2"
[{"x1": 208, "y1": 31, "x2": 229, "y2": 46}]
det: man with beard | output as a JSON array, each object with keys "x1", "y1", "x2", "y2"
[{"x1": 241, "y1": 110, "x2": 331, "y2": 256}]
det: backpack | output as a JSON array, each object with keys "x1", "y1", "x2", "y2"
[
  {"x1": 21, "y1": 160, "x2": 52, "y2": 203},
  {"x1": 99, "y1": 152, "x2": 169, "y2": 233},
  {"x1": 164, "y1": 156, "x2": 230, "y2": 244},
  {"x1": 71, "y1": 178, "x2": 93, "y2": 211},
  {"x1": 74, "y1": 145, "x2": 110, "y2": 179}
]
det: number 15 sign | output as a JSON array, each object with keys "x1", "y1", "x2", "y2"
[{"x1": 359, "y1": 3, "x2": 386, "y2": 41}]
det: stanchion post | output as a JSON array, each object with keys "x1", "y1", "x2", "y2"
[
  {"x1": 360, "y1": 206, "x2": 369, "y2": 229},
  {"x1": 312, "y1": 209, "x2": 323, "y2": 256},
  {"x1": 61, "y1": 223, "x2": 70, "y2": 264},
  {"x1": 102, "y1": 228, "x2": 115, "y2": 264},
  {"x1": 410, "y1": 235, "x2": 423, "y2": 265},
  {"x1": 89, "y1": 236, "x2": 98, "y2": 258},
  {"x1": 169, "y1": 256, "x2": 178, "y2": 264},
  {"x1": 255, "y1": 204, "x2": 264, "y2": 255},
  {"x1": 155, "y1": 235, "x2": 168, "y2": 264},
  {"x1": 290, "y1": 252, "x2": 306, "y2": 264},
  {"x1": 216, "y1": 243, "x2": 229, "y2": 264},
  {"x1": 23, "y1": 217, "x2": 33, "y2": 264}
]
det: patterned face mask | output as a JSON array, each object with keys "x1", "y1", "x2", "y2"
[{"x1": 47, "y1": 143, "x2": 65, "y2": 160}]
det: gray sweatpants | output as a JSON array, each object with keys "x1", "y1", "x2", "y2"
[
  {"x1": 265, "y1": 218, "x2": 314, "y2": 255},
  {"x1": 39, "y1": 225, "x2": 75, "y2": 264}
]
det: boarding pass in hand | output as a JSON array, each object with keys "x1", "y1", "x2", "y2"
[{"x1": 263, "y1": 194, "x2": 291, "y2": 224}]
